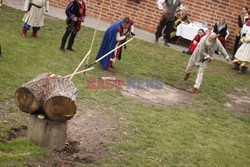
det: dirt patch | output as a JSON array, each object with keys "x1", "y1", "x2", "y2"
[
  {"x1": 0, "y1": 126, "x2": 28, "y2": 142},
  {"x1": 225, "y1": 93, "x2": 250, "y2": 116},
  {"x1": 0, "y1": 98, "x2": 118, "y2": 166},
  {"x1": 33, "y1": 100, "x2": 119, "y2": 166},
  {"x1": 122, "y1": 84, "x2": 193, "y2": 106},
  {"x1": 0, "y1": 98, "x2": 28, "y2": 142}
]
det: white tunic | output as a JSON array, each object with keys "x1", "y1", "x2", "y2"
[
  {"x1": 235, "y1": 29, "x2": 250, "y2": 62},
  {"x1": 22, "y1": 0, "x2": 49, "y2": 27}
]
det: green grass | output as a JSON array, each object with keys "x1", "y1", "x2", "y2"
[
  {"x1": 0, "y1": 5, "x2": 250, "y2": 167},
  {"x1": 0, "y1": 139, "x2": 47, "y2": 167}
]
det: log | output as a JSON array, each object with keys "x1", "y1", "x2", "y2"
[
  {"x1": 43, "y1": 75, "x2": 78, "y2": 122},
  {"x1": 15, "y1": 73, "x2": 52, "y2": 113},
  {"x1": 15, "y1": 73, "x2": 78, "y2": 122}
]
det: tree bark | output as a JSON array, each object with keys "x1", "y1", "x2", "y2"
[
  {"x1": 15, "y1": 73, "x2": 51, "y2": 113},
  {"x1": 43, "y1": 74, "x2": 78, "y2": 122},
  {"x1": 15, "y1": 73, "x2": 78, "y2": 121}
]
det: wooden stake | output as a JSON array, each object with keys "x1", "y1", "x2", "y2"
[
  {"x1": 64, "y1": 67, "x2": 95, "y2": 78},
  {"x1": 86, "y1": 10, "x2": 102, "y2": 65},
  {"x1": 69, "y1": 50, "x2": 91, "y2": 81},
  {"x1": 88, "y1": 38, "x2": 133, "y2": 68}
]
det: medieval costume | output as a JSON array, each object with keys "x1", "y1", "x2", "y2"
[
  {"x1": 169, "y1": 11, "x2": 189, "y2": 41},
  {"x1": 95, "y1": 18, "x2": 134, "y2": 71},
  {"x1": 21, "y1": 0, "x2": 49, "y2": 38},
  {"x1": 60, "y1": 0, "x2": 86, "y2": 51},
  {"x1": 155, "y1": 0, "x2": 182, "y2": 47},
  {"x1": 183, "y1": 29, "x2": 206, "y2": 55},
  {"x1": 232, "y1": 7, "x2": 249, "y2": 60},
  {"x1": 213, "y1": 19, "x2": 228, "y2": 47},
  {"x1": 233, "y1": 26, "x2": 250, "y2": 74},
  {"x1": 184, "y1": 33, "x2": 230, "y2": 93}
]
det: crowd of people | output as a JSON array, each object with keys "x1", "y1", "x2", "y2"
[{"x1": 15, "y1": 0, "x2": 249, "y2": 93}]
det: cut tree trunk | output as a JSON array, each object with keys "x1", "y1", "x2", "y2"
[
  {"x1": 43, "y1": 74, "x2": 78, "y2": 122},
  {"x1": 15, "y1": 73, "x2": 52, "y2": 113},
  {"x1": 15, "y1": 73, "x2": 78, "y2": 121}
]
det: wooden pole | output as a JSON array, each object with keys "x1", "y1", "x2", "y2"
[
  {"x1": 85, "y1": 10, "x2": 102, "y2": 66},
  {"x1": 68, "y1": 50, "x2": 91, "y2": 81},
  {"x1": 64, "y1": 67, "x2": 95, "y2": 78},
  {"x1": 87, "y1": 38, "x2": 134, "y2": 68}
]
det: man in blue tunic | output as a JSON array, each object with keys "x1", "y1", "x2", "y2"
[{"x1": 96, "y1": 17, "x2": 134, "y2": 71}]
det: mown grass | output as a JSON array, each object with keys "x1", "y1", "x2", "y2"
[{"x1": 0, "y1": 5, "x2": 250, "y2": 167}]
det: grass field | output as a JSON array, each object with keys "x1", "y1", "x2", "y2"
[{"x1": 0, "y1": 5, "x2": 250, "y2": 167}]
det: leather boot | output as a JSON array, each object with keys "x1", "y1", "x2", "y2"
[
  {"x1": 186, "y1": 87, "x2": 198, "y2": 93},
  {"x1": 107, "y1": 61, "x2": 114, "y2": 72},
  {"x1": 183, "y1": 73, "x2": 191, "y2": 81},
  {"x1": 238, "y1": 66, "x2": 247, "y2": 74},
  {"x1": 109, "y1": 61, "x2": 115, "y2": 68},
  {"x1": 21, "y1": 28, "x2": 27, "y2": 38},
  {"x1": 32, "y1": 32, "x2": 37, "y2": 38},
  {"x1": 232, "y1": 62, "x2": 240, "y2": 70}
]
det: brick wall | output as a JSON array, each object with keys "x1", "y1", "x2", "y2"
[{"x1": 50, "y1": 0, "x2": 250, "y2": 52}]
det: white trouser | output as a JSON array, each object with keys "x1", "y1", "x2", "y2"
[{"x1": 186, "y1": 60, "x2": 209, "y2": 89}]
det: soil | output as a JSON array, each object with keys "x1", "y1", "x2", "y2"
[
  {"x1": 29, "y1": 100, "x2": 119, "y2": 167},
  {"x1": 225, "y1": 88, "x2": 250, "y2": 116},
  {"x1": 1, "y1": 85, "x2": 249, "y2": 166},
  {"x1": 122, "y1": 83, "x2": 193, "y2": 106}
]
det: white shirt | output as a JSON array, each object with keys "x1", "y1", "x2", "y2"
[
  {"x1": 157, "y1": 0, "x2": 165, "y2": 10},
  {"x1": 157, "y1": 0, "x2": 183, "y2": 11}
]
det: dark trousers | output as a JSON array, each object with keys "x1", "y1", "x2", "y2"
[
  {"x1": 32, "y1": 27, "x2": 40, "y2": 33},
  {"x1": 232, "y1": 35, "x2": 240, "y2": 60},
  {"x1": 60, "y1": 28, "x2": 77, "y2": 49},
  {"x1": 155, "y1": 16, "x2": 174, "y2": 42}
]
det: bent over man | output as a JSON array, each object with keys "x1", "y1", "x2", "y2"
[
  {"x1": 184, "y1": 32, "x2": 230, "y2": 93},
  {"x1": 95, "y1": 17, "x2": 134, "y2": 71}
]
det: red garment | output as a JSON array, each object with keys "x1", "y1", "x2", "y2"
[
  {"x1": 76, "y1": 1, "x2": 86, "y2": 32},
  {"x1": 189, "y1": 34, "x2": 205, "y2": 52},
  {"x1": 113, "y1": 20, "x2": 134, "y2": 59},
  {"x1": 218, "y1": 35, "x2": 226, "y2": 47}
]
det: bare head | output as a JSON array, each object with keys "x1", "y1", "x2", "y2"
[
  {"x1": 198, "y1": 29, "x2": 205, "y2": 36},
  {"x1": 122, "y1": 17, "x2": 131, "y2": 29},
  {"x1": 181, "y1": 6, "x2": 188, "y2": 15},
  {"x1": 208, "y1": 32, "x2": 218, "y2": 43},
  {"x1": 242, "y1": 6, "x2": 248, "y2": 13},
  {"x1": 219, "y1": 17, "x2": 226, "y2": 25}
]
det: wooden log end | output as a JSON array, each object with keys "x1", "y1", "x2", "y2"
[
  {"x1": 44, "y1": 96, "x2": 76, "y2": 122},
  {"x1": 15, "y1": 87, "x2": 39, "y2": 113}
]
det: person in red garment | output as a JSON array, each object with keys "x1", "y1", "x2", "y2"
[
  {"x1": 183, "y1": 29, "x2": 206, "y2": 55},
  {"x1": 60, "y1": 0, "x2": 86, "y2": 51},
  {"x1": 95, "y1": 18, "x2": 134, "y2": 71}
]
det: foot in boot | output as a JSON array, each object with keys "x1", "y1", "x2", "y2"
[
  {"x1": 164, "y1": 42, "x2": 170, "y2": 47},
  {"x1": 232, "y1": 63, "x2": 240, "y2": 70},
  {"x1": 66, "y1": 48, "x2": 75, "y2": 52},
  {"x1": 183, "y1": 73, "x2": 191, "y2": 81},
  {"x1": 238, "y1": 66, "x2": 247, "y2": 74},
  {"x1": 155, "y1": 37, "x2": 159, "y2": 43},
  {"x1": 60, "y1": 47, "x2": 65, "y2": 52},
  {"x1": 107, "y1": 66, "x2": 114, "y2": 72},
  {"x1": 186, "y1": 87, "x2": 198, "y2": 93},
  {"x1": 21, "y1": 28, "x2": 27, "y2": 38},
  {"x1": 32, "y1": 32, "x2": 37, "y2": 38}
]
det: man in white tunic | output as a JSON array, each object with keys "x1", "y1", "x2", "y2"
[
  {"x1": 184, "y1": 32, "x2": 230, "y2": 93},
  {"x1": 21, "y1": 0, "x2": 49, "y2": 38}
]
